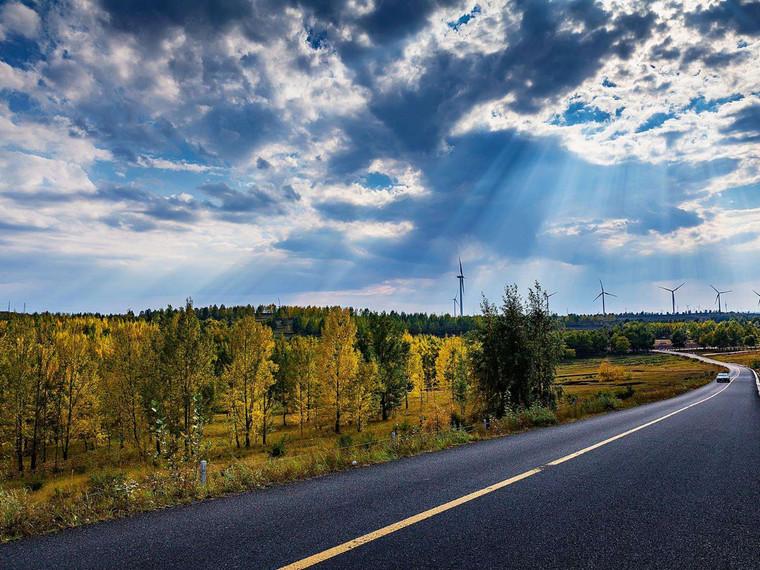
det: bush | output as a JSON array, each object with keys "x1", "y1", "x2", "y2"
[
  {"x1": 615, "y1": 385, "x2": 636, "y2": 400},
  {"x1": 23, "y1": 476, "x2": 44, "y2": 492},
  {"x1": 598, "y1": 360, "x2": 629, "y2": 382},
  {"x1": 267, "y1": 437, "x2": 287, "y2": 458},
  {"x1": 526, "y1": 406, "x2": 557, "y2": 427},
  {"x1": 450, "y1": 411, "x2": 465, "y2": 429},
  {"x1": 336, "y1": 434, "x2": 354, "y2": 450},
  {"x1": 0, "y1": 488, "x2": 28, "y2": 537},
  {"x1": 587, "y1": 391, "x2": 622, "y2": 412}
]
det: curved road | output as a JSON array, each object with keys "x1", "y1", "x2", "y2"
[{"x1": 3, "y1": 353, "x2": 760, "y2": 569}]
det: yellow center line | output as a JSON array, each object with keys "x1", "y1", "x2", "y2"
[{"x1": 280, "y1": 370, "x2": 738, "y2": 570}]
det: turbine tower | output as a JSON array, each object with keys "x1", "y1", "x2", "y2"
[
  {"x1": 544, "y1": 291, "x2": 557, "y2": 312},
  {"x1": 710, "y1": 284, "x2": 731, "y2": 313},
  {"x1": 593, "y1": 280, "x2": 616, "y2": 316},
  {"x1": 659, "y1": 283, "x2": 685, "y2": 315},
  {"x1": 457, "y1": 258, "x2": 465, "y2": 318}
]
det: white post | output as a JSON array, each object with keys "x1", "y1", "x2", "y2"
[{"x1": 199, "y1": 460, "x2": 207, "y2": 485}]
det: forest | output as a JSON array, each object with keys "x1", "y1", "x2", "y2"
[{"x1": 0, "y1": 284, "x2": 561, "y2": 479}]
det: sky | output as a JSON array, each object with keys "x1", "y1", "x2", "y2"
[{"x1": 1, "y1": 0, "x2": 760, "y2": 316}]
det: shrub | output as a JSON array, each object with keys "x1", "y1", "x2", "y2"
[
  {"x1": 23, "y1": 476, "x2": 44, "y2": 492},
  {"x1": 0, "y1": 488, "x2": 28, "y2": 537},
  {"x1": 615, "y1": 385, "x2": 636, "y2": 400},
  {"x1": 336, "y1": 433, "x2": 354, "y2": 450},
  {"x1": 525, "y1": 406, "x2": 557, "y2": 427},
  {"x1": 598, "y1": 360, "x2": 629, "y2": 382},
  {"x1": 450, "y1": 410, "x2": 465, "y2": 429},
  {"x1": 267, "y1": 437, "x2": 287, "y2": 458},
  {"x1": 587, "y1": 391, "x2": 622, "y2": 412}
]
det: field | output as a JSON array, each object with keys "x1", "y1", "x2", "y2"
[
  {"x1": 704, "y1": 350, "x2": 760, "y2": 369},
  {"x1": 0, "y1": 352, "x2": 726, "y2": 541},
  {"x1": 555, "y1": 353, "x2": 726, "y2": 420}
]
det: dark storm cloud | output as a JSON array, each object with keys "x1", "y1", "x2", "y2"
[
  {"x1": 627, "y1": 207, "x2": 703, "y2": 235},
  {"x1": 197, "y1": 182, "x2": 299, "y2": 221},
  {"x1": 685, "y1": 1, "x2": 760, "y2": 38},
  {"x1": 335, "y1": 0, "x2": 657, "y2": 155},
  {"x1": 274, "y1": 227, "x2": 354, "y2": 260},
  {"x1": 721, "y1": 104, "x2": 760, "y2": 143}
]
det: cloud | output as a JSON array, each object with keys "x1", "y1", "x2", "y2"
[
  {"x1": 2, "y1": 0, "x2": 760, "y2": 313},
  {"x1": 0, "y1": 3, "x2": 41, "y2": 40}
]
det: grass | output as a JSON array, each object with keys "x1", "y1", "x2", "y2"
[
  {"x1": 705, "y1": 349, "x2": 760, "y2": 370},
  {"x1": 0, "y1": 353, "x2": 725, "y2": 542}
]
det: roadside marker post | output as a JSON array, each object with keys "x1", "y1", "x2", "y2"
[{"x1": 199, "y1": 460, "x2": 207, "y2": 486}]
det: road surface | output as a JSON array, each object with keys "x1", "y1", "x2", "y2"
[{"x1": 3, "y1": 353, "x2": 760, "y2": 569}]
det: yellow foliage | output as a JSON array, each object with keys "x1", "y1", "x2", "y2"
[{"x1": 598, "y1": 360, "x2": 628, "y2": 382}]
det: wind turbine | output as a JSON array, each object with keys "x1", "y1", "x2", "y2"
[
  {"x1": 593, "y1": 280, "x2": 616, "y2": 316},
  {"x1": 753, "y1": 289, "x2": 760, "y2": 308},
  {"x1": 710, "y1": 284, "x2": 731, "y2": 313},
  {"x1": 544, "y1": 291, "x2": 557, "y2": 312},
  {"x1": 659, "y1": 283, "x2": 685, "y2": 315},
  {"x1": 457, "y1": 258, "x2": 465, "y2": 318},
  {"x1": 452, "y1": 294, "x2": 460, "y2": 317}
]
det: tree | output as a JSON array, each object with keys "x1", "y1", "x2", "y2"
[
  {"x1": 316, "y1": 308, "x2": 360, "y2": 434},
  {"x1": 472, "y1": 285, "x2": 531, "y2": 415},
  {"x1": 435, "y1": 336, "x2": 469, "y2": 415},
  {"x1": 100, "y1": 320, "x2": 154, "y2": 458},
  {"x1": 405, "y1": 333, "x2": 425, "y2": 416},
  {"x1": 289, "y1": 336, "x2": 318, "y2": 436},
  {"x1": 55, "y1": 327, "x2": 97, "y2": 461},
  {"x1": 472, "y1": 283, "x2": 562, "y2": 416},
  {"x1": 359, "y1": 313, "x2": 410, "y2": 421},
  {"x1": 611, "y1": 333, "x2": 631, "y2": 354},
  {"x1": 350, "y1": 359, "x2": 379, "y2": 432},
  {"x1": 0, "y1": 318, "x2": 35, "y2": 472},
  {"x1": 526, "y1": 283, "x2": 562, "y2": 408},
  {"x1": 671, "y1": 327, "x2": 687, "y2": 348},
  {"x1": 225, "y1": 316, "x2": 277, "y2": 447},
  {"x1": 155, "y1": 300, "x2": 214, "y2": 454},
  {"x1": 623, "y1": 322, "x2": 655, "y2": 351}
]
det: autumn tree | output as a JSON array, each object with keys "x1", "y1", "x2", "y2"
[
  {"x1": 289, "y1": 336, "x2": 318, "y2": 436},
  {"x1": 317, "y1": 308, "x2": 360, "y2": 433},
  {"x1": 225, "y1": 316, "x2": 277, "y2": 447},
  {"x1": 0, "y1": 318, "x2": 35, "y2": 472}
]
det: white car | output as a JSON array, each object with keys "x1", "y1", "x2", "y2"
[{"x1": 716, "y1": 372, "x2": 731, "y2": 383}]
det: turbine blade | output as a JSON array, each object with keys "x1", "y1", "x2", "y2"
[
  {"x1": 710, "y1": 284, "x2": 719, "y2": 293},
  {"x1": 459, "y1": 257, "x2": 463, "y2": 275},
  {"x1": 753, "y1": 290, "x2": 760, "y2": 296},
  {"x1": 658, "y1": 286, "x2": 671, "y2": 292},
  {"x1": 674, "y1": 283, "x2": 685, "y2": 291},
  {"x1": 606, "y1": 293, "x2": 618, "y2": 298},
  {"x1": 594, "y1": 292, "x2": 603, "y2": 301}
]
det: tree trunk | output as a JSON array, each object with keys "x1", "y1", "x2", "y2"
[{"x1": 16, "y1": 415, "x2": 24, "y2": 473}]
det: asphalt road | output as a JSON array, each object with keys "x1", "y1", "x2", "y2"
[{"x1": 3, "y1": 353, "x2": 760, "y2": 569}]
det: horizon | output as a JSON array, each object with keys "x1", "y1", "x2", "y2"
[{"x1": 2, "y1": 1, "x2": 760, "y2": 315}]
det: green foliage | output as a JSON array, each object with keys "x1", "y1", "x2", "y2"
[
  {"x1": 357, "y1": 313, "x2": 411, "y2": 421},
  {"x1": 615, "y1": 385, "x2": 636, "y2": 400},
  {"x1": 267, "y1": 436, "x2": 287, "y2": 458},
  {"x1": 611, "y1": 333, "x2": 631, "y2": 354},
  {"x1": 471, "y1": 282, "x2": 563, "y2": 416}
]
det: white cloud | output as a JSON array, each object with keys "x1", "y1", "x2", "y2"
[{"x1": 0, "y1": 2, "x2": 41, "y2": 40}]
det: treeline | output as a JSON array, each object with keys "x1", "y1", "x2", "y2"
[
  {"x1": 145, "y1": 304, "x2": 479, "y2": 337},
  {"x1": 0, "y1": 285, "x2": 561, "y2": 476},
  {"x1": 563, "y1": 318, "x2": 760, "y2": 357}
]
